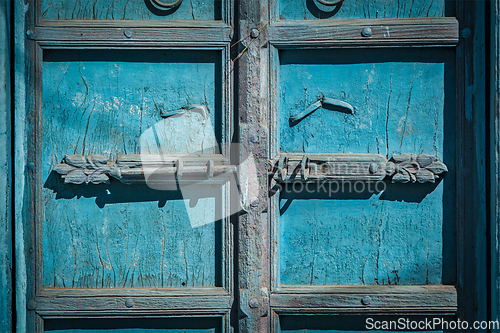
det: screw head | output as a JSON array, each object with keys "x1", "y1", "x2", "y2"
[
  {"x1": 26, "y1": 29, "x2": 36, "y2": 39},
  {"x1": 27, "y1": 162, "x2": 35, "y2": 171},
  {"x1": 125, "y1": 299, "x2": 134, "y2": 308},
  {"x1": 250, "y1": 133, "x2": 260, "y2": 143},
  {"x1": 250, "y1": 28, "x2": 260, "y2": 38},
  {"x1": 361, "y1": 296, "x2": 372, "y2": 305},
  {"x1": 361, "y1": 27, "x2": 372, "y2": 37},
  {"x1": 124, "y1": 29, "x2": 134, "y2": 38},
  {"x1": 27, "y1": 299, "x2": 37, "y2": 311},
  {"x1": 249, "y1": 298, "x2": 259, "y2": 308}
]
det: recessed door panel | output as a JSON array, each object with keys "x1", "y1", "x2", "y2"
[
  {"x1": 279, "y1": 315, "x2": 455, "y2": 332},
  {"x1": 276, "y1": 48, "x2": 456, "y2": 286},
  {"x1": 41, "y1": 49, "x2": 224, "y2": 288},
  {"x1": 44, "y1": 318, "x2": 222, "y2": 333},
  {"x1": 41, "y1": 0, "x2": 222, "y2": 21},
  {"x1": 278, "y1": 0, "x2": 454, "y2": 20}
]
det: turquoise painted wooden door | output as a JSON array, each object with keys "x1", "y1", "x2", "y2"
[
  {"x1": 21, "y1": 0, "x2": 234, "y2": 332},
  {"x1": 19, "y1": 0, "x2": 486, "y2": 332},
  {"x1": 236, "y1": 0, "x2": 485, "y2": 332}
]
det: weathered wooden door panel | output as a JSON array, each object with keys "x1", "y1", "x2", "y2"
[
  {"x1": 277, "y1": 315, "x2": 455, "y2": 332},
  {"x1": 276, "y1": 47, "x2": 456, "y2": 287},
  {"x1": 22, "y1": 0, "x2": 233, "y2": 331},
  {"x1": 44, "y1": 317, "x2": 222, "y2": 332},
  {"x1": 278, "y1": 0, "x2": 455, "y2": 20},
  {"x1": 41, "y1": 0, "x2": 223, "y2": 21},
  {"x1": 41, "y1": 49, "x2": 224, "y2": 289},
  {"x1": 233, "y1": 0, "x2": 486, "y2": 331}
]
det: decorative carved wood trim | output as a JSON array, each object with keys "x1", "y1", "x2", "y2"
[
  {"x1": 53, "y1": 154, "x2": 237, "y2": 185},
  {"x1": 269, "y1": 153, "x2": 448, "y2": 183}
]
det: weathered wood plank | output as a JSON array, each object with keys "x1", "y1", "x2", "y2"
[
  {"x1": 456, "y1": 0, "x2": 488, "y2": 326},
  {"x1": 278, "y1": 0, "x2": 451, "y2": 20},
  {"x1": 237, "y1": 0, "x2": 271, "y2": 332},
  {"x1": 35, "y1": 293, "x2": 232, "y2": 316},
  {"x1": 40, "y1": 0, "x2": 220, "y2": 21},
  {"x1": 0, "y1": 1, "x2": 12, "y2": 332},
  {"x1": 493, "y1": 0, "x2": 500, "y2": 328},
  {"x1": 43, "y1": 317, "x2": 223, "y2": 332},
  {"x1": 31, "y1": 23, "x2": 232, "y2": 46},
  {"x1": 271, "y1": 285, "x2": 457, "y2": 313},
  {"x1": 37, "y1": 287, "x2": 228, "y2": 297},
  {"x1": 269, "y1": 18, "x2": 458, "y2": 47}
]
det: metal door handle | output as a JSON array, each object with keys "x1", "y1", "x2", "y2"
[
  {"x1": 289, "y1": 97, "x2": 354, "y2": 124},
  {"x1": 316, "y1": 0, "x2": 345, "y2": 6},
  {"x1": 151, "y1": 0, "x2": 183, "y2": 9}
]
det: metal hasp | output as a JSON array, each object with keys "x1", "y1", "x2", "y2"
[
  {"x1": 53, "y1": 154, "x2": 237, "y2": 185},
  {"x1": 316, "y1": 0, "x2": 345, "y2": 6},
  {"x1": 150, "y1": 0, "x2": 183, "y2": 9},
  {"x1": 269, "y1": 153, "x2": 448, "y2": 183}
]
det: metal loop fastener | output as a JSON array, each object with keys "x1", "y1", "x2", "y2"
[
  {"x1": 151, "y1": 0, "x2": 183, "y2": 9},
  {"x1": 160, "y1": 104, "x2": 208, "y2": 119},
  {"x1": 290, "y1": 98, "x2": 354, "y2": 124},
  {"x1": 316, "y1": 0, "x2": 345, "y2": 6}
]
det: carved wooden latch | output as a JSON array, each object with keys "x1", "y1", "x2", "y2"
[
  {"x1": 269, "y1": 153, "x2": 448, "y2": 184},
  {"x1": 53, "y1": 154, "x2": 236, "y2": 185}
]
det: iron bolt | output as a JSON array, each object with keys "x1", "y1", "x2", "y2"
[
  {"x1": 250, "y1": 133, "x2": 260, "y2": 143},
  {"x1": 249, "y1": 298, "x2": 259, "y2": 308},
  {"x1": 26, "y1": 30, "x2": 36, "y2": 39},
  {"x1": 27, "y1": 299, "x2": 37, "y2": 311},
  {"x1": 361, "y1": 27, "x2": 372, "y2": 37},
  {"x1": 250, "y1": 28, "x2": 260, "y2": 38},
  {"x1": 27, "y1": 162, "x2": 35, "y2": 171},
  {"x1": 361, "y1": 296, "x2": 372, "y2": 305},
  {"x1": 125, "y1": 299, "x2": 134, "y2": 308}
]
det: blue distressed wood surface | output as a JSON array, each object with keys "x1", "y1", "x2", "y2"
[
  {"x1": 278, "y1": 48, "x2": 455, "y2": 286},
  {"x1": 278, "y1": 0, "x2": 452, "y2": 20},
  {"x1": 44, "y1": 318, "x2": 221, "y2": 332},
  {"x1": 41, "y1": 0, "x2": 220, "y2": 20},
  {"x1": 0, "y1": 0, "x2": 12, "y2": 331},
  {"x1": 279, "y1": 315, "x2": 452, "y2": 332},
  {"x1": 41, "y1": 50, "x2": 222, "y2": 288}
]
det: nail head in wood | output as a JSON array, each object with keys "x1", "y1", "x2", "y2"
[
  {"x1": 124, "y1": 29, "x2": 134, "y2": 38},
  {"x1": 250, "y1": 29, "x2": 260, "y2": 38},
  {"x1": 27, "y1": 299, "x2": 37, "y2": 311},
  {"x1": 361, "y1": 296, "x2": 372, "y2": 305},
  {"x1": 249, "y1": 298, "x2": 259, "y2": 308},
  {"x1": 361, "y1": 27, "x2": 372, "y2": 37},
  {"x1": 27, "y1": 162, "x2": 35, "y2": 171},
  {"x1": 125, "y1": 299, "x2": 134, "y2": 308}
]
